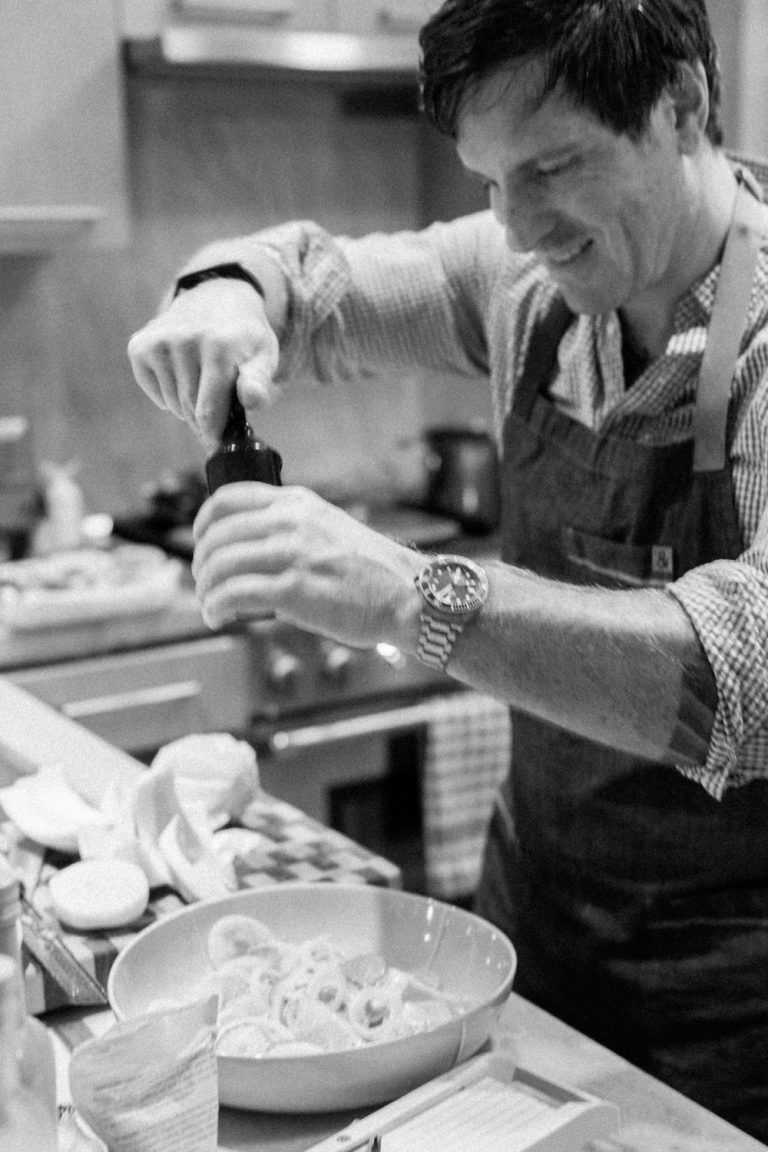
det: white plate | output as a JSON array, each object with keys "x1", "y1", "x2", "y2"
[
  {"x1": 108, "y1": 884, "x2": 516, "y2": 1113},
  {"x1": 0, "y1": 546, "x2": 182, "y2": 630}
]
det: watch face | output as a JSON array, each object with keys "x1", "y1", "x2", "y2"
[{"x1": 418, "y1": 557, "x2": 489, "y2": 614}]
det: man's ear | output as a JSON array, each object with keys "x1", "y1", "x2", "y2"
[{"x1": 669, "y1": 60, "x2": 709, "y2": 152}]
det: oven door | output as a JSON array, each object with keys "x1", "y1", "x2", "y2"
[
  {"x1": 260, "y1": 693, "x2": 467, "y2": 755},
  {"x1": 250, "y1": 685, "x2": 460, "y2": 826}
]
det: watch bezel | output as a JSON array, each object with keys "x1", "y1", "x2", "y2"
[{"x1": 416, "y1": 554, "x2": 490, "y2": 616}]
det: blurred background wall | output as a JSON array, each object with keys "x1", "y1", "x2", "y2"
[{"x1": 0, "y1": 0, "x2": 763, "y2": 518}]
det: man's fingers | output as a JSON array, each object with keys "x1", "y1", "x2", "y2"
[
  {"x1": 127, "y1": 282, "x2": 280, "y2": 445},
  {"x1": 237, "y1": 357, "x2": 281, "y2": 411},
  {"x1": 171, "y1": 342, "x2": 203, "y2": 428},
  {"x1": 127, "y1": 354, "x2": 165, "y2": 411},
  {"x1": 198, "y1": 344, "x2": 242, "y2": 450},
  {"x1": 148, "y1": 350, "x2": 186, "y2": 421},
  {"x1": 127, "y1": 331, "x2": 170, "y2": 410}
]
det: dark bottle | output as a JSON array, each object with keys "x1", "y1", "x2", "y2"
[{"x1": 205, "y1": 395, "x2": 282, "y2": 494}]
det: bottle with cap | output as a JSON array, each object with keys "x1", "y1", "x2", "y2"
[
  {"x1": 205, "y1": 394, "x2": 282, "y2": 493},
  {"x1": 0, "y1": 953, "x2": 59, "y2": 1151},
  {"x1": 0, "y1": 860, "x2": 57, "y2": 1150}
]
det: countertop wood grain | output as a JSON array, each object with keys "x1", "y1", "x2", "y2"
[
  {"x1": 50, "y1": 990, "x2": 765, "y2": 1152},
  {"x1": 210, "y1": 992, "x2": 766, "y2": 1151}
]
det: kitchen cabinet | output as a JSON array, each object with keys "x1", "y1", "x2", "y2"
[
  {"x1": 124, "y1": 0, "x2": 438, "y2": 82},
  {"x1": 8, "y1": 635, "x2": 255, "y2": 756},
  {"x1": 336, "y1": 0, "x2": 441, "y2": 37},
  {"x1": 0, "y1": 0, "x2": 129, "y2": 252},
  {"x1": 333, "y1": 0, "x2": 442, "y2": 72},
  {"x1": 171, "y1": 0, "x2": 330, "y2": 30}
]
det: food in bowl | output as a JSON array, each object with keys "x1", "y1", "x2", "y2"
[
  {"x1": 149, "y1": 912, "x2": 469, "y2": 1058},
  {"x1": 108, "y1": 884, "x2": 516, "y2": 1112}
]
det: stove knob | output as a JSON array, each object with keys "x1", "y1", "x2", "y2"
[
  {"x1": 265, "y1": 646, "x2": 302, "y2": 694},
  {"x1": 319, "y1": 640, "x2": 354, "y2": 683}
]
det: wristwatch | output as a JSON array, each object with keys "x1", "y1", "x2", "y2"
[{"x1": 414, "y1": 555, "x2": 490, "y2": 670}]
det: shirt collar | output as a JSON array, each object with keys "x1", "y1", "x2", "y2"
[{"x1": 670, "y1": 261, "x2": 718, "y2": 333}]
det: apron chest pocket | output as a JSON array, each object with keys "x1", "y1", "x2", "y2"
[{"x1": 563, "y1": 526, "x2": 675, "y2": 587}]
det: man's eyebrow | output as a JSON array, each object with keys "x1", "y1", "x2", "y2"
[{"x1": 461, "y1": 143, "x2": 581, "y2": 182}]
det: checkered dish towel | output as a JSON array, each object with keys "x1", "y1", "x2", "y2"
[{"x1": 422, "y1": 691, "x2": 511, "y2": 901}]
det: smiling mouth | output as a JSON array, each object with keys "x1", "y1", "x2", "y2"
[{"x1": 542, "y1": 238, "x2": 593, "y2": 268}]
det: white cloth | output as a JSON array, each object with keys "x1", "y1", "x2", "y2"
[
  {"x1": 0, "y1": 733, "x2": 261, "y2": 902},
  {"x1": 421, "y1": 692, "x2": 511, "y2": 901}
]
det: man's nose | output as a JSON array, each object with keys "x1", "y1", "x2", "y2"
[{"x1": 491, "y1": 185, "x2": 549, "y2": 254}]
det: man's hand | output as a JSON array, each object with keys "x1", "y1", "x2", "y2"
[
  {"x1": 191, "y1": 483, "x2": 422, "y2": 646},
  {"x1": 127, "y1": 279, "x2": 280, "y2": 451}
]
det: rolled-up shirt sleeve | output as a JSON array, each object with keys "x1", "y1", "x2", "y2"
[
  {"x1": 176, "y1": 210, "x2": 768, "y2": 800},
  {"x1": 200, "y1": 213, "x2": 504, "y2": 385},
  {"x1": 668, "y1": 493, "x2": 768, "y2": 798}
]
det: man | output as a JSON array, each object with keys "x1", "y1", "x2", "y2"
[{"x1": 128, "y1": 0, "x2": 768, "y2": 1138}]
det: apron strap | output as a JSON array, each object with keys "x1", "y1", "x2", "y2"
[
  {"x1": 693, "y1": 177, "x2": 768, "y2": 472},
  {"x1": 512, "y1": 293, "x2": 572, "y2": 423}
]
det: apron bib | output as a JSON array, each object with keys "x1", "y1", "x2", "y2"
[{"x1": 475, "y1": 180, "x2": 768, "y2": 1140}]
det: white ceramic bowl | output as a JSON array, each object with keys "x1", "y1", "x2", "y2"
[{"x1": 108, "y1": 883, "x2": 516, "y2": 1112}]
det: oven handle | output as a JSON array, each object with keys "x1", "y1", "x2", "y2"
[
  {"x1": 267, "y1": 698, "x2": 450, "y2": 755},
  {"x1": 62, "y1": 680, "x2": 202, "y2": 721}
]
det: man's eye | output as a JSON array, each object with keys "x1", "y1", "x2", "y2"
[{"x1": 536, "y1": 157, "x2": 575, "y2": 178}]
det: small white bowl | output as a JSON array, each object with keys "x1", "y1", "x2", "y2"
[{"x1": 108, "y1": 883, "x2": 516, "y2": 1112}]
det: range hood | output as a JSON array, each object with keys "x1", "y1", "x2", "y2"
[
  {"x1": 164, "y1": 25, "x2": 418, "y2": 77},
  {"x1": 125, "y1": 0, "x2": 424, "y2": 84}
]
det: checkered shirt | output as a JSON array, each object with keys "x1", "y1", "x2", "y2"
[{"x1": 188, "y1": 162, "x2": 768, "y2": 799}]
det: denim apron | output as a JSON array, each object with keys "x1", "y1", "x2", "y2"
[{"x1": 475, "y1": 180, "x2": 768, "y2": 1140}]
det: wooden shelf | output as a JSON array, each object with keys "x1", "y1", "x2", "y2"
[
  {"x1": 0, "y1": 206, "x2": 104, "y2": 254},
  {"x1": 127, "y1": 26, "x2": 420, "y2": 85}
]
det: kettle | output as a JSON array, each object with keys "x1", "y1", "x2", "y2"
[{"x1": 422, "y1": 426, "x2": 501, "y2": 535}]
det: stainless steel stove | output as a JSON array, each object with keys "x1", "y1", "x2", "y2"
[{"x1": 9, "y1": 494, "x2": 497, "y2": 873}]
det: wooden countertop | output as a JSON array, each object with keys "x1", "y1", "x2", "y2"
[
  {"x1": 493, "y1": 995, "x2": 765, "y2": 1152},
  {"x1": 213, "y1": 992, "x2": 765, "y2": 1151},
  {"x1": 53, "y1": 992, "x2": 764, "y2": 1152}
]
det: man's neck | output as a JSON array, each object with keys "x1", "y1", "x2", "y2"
[
  {"x1": 621, "y1": 150, "x2": 738, "y2": 360},
  {"x1": 618, "y1": 315, "x2": 652, "y2": 388}
]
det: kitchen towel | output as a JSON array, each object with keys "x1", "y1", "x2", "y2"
[{"x1": 421, "y1": 691, "x2": 511, "y2": 902}]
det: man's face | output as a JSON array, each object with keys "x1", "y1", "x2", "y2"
[{"x1": 455, "y1": 59, "x2": 689, "y2": 316}]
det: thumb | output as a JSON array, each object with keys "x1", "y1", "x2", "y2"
[{"x1": 236, "y1": 356, "x2": 282, "y2": 414}]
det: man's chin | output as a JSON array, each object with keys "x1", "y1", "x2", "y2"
[{"x1": 555, "y1": 279, "x2": 618, "y2": 316}]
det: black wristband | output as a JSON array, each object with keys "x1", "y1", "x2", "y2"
[{"x1": 173, "y1": 262, "x2": 265, "y2": 299}]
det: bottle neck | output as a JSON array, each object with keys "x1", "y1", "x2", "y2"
[
  {"x1": 220, "y1": 395, "x2": 253, "y2": 445},
  {"x1": 205, "y1": 395, "x2": 283, "y2": 491},
  {"x1": 0, "y1": 954, "x2": 58, "y2": 1150}
]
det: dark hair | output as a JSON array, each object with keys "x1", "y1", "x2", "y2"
[{"x1": 419, "y1": 0, "x2": 723, "y2": 146}]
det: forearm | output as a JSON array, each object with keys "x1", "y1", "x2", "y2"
[
  {"x1": 191, "y1": 484, "x2": 718, "y2": 766},
  {"x1": 175, "y1": 217, "x2": 499, "y2": 383},
  {"x1": 173, "y1": 237, "x2": 290, "y2": 341},
  {"x1": 444, "y1": 563, "x2": 717, "y2": 765}
]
